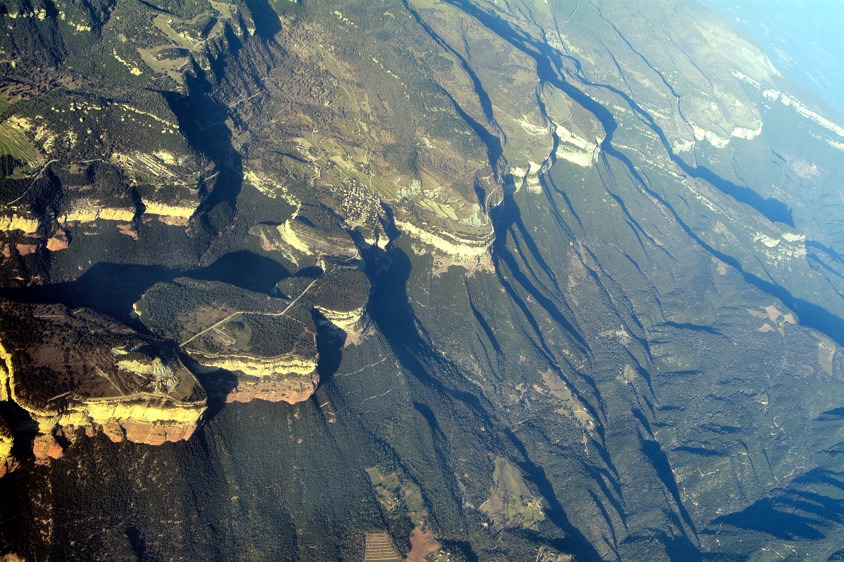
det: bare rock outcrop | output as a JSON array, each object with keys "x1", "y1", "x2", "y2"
[
  {"x1": 310, "y1": 266, "x2": 372, "y2": 345},
  {"x1": 249, "y1": 203, "x2": 361, "y2": 267},
  {"x1": 0, "y1": 301, "x2": 207, "y2": 466},
  {"x1": 0, "y1": 415, "x2": 16, "y2": 478},
  {"x1": 134, "y1": 278, "x2": 320, "y2": 404}
]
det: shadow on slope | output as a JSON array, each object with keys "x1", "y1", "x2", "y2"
[
  {"x1": 360, "y1": 229, "x2": 603, "y2": 560},
  {"x1": 0, "y1": 251, "x2": 289, "y2": 325}
]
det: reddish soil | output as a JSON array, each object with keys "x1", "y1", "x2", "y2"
[
  {"x1": 16, "y1": 243, "x2": 37, "y2": 256},
  {"x1": 406, "y1": 528, "x2": 441, "y2": 562},
  {"x1": 32, "y1": 434, "x2": 63, "y2": 463},
  {"x1": 117, "y1": 223, "x2": 139, "y2": 239},
  {"x1": 46, "y1": 229, "x2": 69, "y2": 251}
]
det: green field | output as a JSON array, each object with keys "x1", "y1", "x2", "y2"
[
  {"x1": 480, "y1": 457, "x2": 545, "y2": 531},
  {"x1": 0, "y1": 121, "x2": 39, "y2": 171},
  {"x1": 365, "y1": 467, "x2": 427, "y2": 528}
]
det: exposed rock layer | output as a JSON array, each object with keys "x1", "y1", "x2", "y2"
[
  {"x1": 0, "y1": 301, "x2": 207, "y2": 464},
  {"x1": 135, "y1": 278, "x2": 320, "y2": 404}
]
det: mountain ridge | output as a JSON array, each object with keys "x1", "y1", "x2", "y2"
[{"x1": 1, "y1": 0, "x2": 844, "y2": 559}]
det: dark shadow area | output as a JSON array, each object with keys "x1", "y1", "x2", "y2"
[
  {"x1": 606, "y1": 144, "x2": 844, "y2": 347},
  {"x1": 397, "y1": 1, "x2": 504, "y2": 177},
  {"x1": 124, "y1": 525, "x2": 148, "y2": 559},
  {"x1": 295, "y1": 265, "x2": 324, "y2": 278},
  {"x1": 638, "y1": 432, "x2": 698, "y2": 539},
  {"x1": 0, "y1": 250, "x2": 288, "y2": 326},
  {"x1": 672, "y1": 446, "x2": 726, "y2": 457},
  {"x1": 18, "y1": 167, "x2": 63, "y2": 219},
  {"x1": 657, "y1": 530, "x2": 702, "y2": 561},
  {"x1": 0, "y1": 175, "x2": 29, "y2": 208},
  {"x1": 830, "y1": 548, "x2": 844, "y2": 561},
  {"x1": 437, "y1": 86, "x2": 504, "y2": 177},
  {"x1": 584, "y1": 487, "x2": 620, "y2": 558},
  {"x1": 361, "y1": 242, "x2": 494, "y2": 420},
  {"x1": 185, "y1": 353, "x2": 238, "y2": 428},
  {"x1": 792, "y1": 469, "x2": 844, "y2": 492},
  {"x1": 312, "y1": 309, "x2": 345, "y2": 384},
  {"x1": 242, "y1": 0, "x2": 282, "y2": 38},
  {"x1": 807, "y1": 240, "x2": 844, "y2": 264},
  {"x1": 808, "y1": 253, "x2": 844, "y2": 283},
  {"x1": 0, "y1": 263, "x2": 176, "y2": 325},
  {"x1": 413, "y1": 401, "x2": 443, "y2": 437},
  {"x1": 490, "y1": 194, "x2": 585, "y2": 348},
  {"x1": 503, "y1": 427, "x2": 603, "y2": 560},
  {"x1": 631, "y1": 407, "x2": 653, "y2": 436},
  {"x1": 544, "y1": 173, "x2": 582, "y2": 229},
  {"x1": 712, "y1": 496, "x2": 826, "y2": 540},
  {"x1": 0, "y1": 155, "x2": 22, "y2": 179},
  {"x1": 403, "y1": 0, "x2": 497, "y2": 126},
  {"x1": 188, "y1": 250, "x2": 289, "y2": 294},
  {"x1": 376, "y1": 202, "x2": 401, "y2": 242},
  {"x1": 0, "y1": 401, "x2": 38, "y2": 462},
  {"x1": 161, "y1": 82, "x2": 243, "y2": 239},
  {"x1": 358, "y1": 241, "x2": 518, "y2": 558},
  {"x1": 806, "y1": 242, "x2": 844, "y2": 287},
  {"x1": 701, "y1": 423, "x2": 742, "y2": 435},
  {"x1": 438, "y1": 540, "x2": 478, "y2": 562},
  {"x1": 412, "y1": 400, "x2": 462, "y2": 508},
  {"x1": 780, "y1": 490, "x2": 844, "y2": 524},
  {"x1": 136, "y1": 0, "x2": 173, "y2": 15},
  {"x1": 818, "y1": 408, "x2": 844, "y2": 421},
  {"x1": 489, "y1": 194, "x2": 607, "y2": 442},
  {"x1": 658, "y1": 321, "x2": 722, "y2": 336},
  {"x1": 708, "y1": 467, "x2": 844, "y2": 543},
  {"x1": 464, "y1": 280, "x2": 502, "y2": 355},
  {"x1": 473, "y1": 181, "x2": 488, "y2": 213}
]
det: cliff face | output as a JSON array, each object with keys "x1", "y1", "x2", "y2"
[
  {"x1": 249, "y1": 203, "x2": 364, "y2": 267},
  {"x1": 0, "y1": 416, "x2": 15, "y2": 478},
  {"x1": 310, "y1": 266, "x2": 372, "y2": 344},
  {"x1": 3, "y1": 0, "x2": 844, "y2": 559},
  {"x1": 134, "y1": 278, "x2": 320, "y2": 404},
  {"x1": 0, "y1": 301, "x2": 206, "y2": 463}
]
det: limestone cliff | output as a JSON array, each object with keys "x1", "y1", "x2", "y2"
[
  {"x1": 0, "y1": 415, "x2": 15, "y2": 478},
  {"x1": 0, "y1": 214, "x2": 39, "y2": 234},
  {"x1": 135, "y1": 278, "x2": 320, "y2": 404},
  {"x1": 0, "y1": 301, "x2": 206, "y2": 466},
  {"x1": 249, "y1": 204, "x2": 361, "y2": 267},
  {"x1": 311, "y1": 266, "x2": 372, "y2": 344}
]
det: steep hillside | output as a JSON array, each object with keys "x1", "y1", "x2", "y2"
[{"x1": 1, "y1": 0, "x2": 844, "y2": 560}]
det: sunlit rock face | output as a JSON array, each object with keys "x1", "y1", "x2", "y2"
[
  {"x1": 249, "y1": 203, "x2": 362, "y2": 267},
  {"x1": 4, "y1": 0, "x2": 844, "y2": 559},
  {"x1": 0, "y1": 416, "x2": 15, "y2": 478},
  {"x1": 0, "y1": 214, "x2": 39, "y2": 234},
  {"x1": 0, "y1": 301, "x2": 206, "y2": 466},
  {"x1": 134, "y1": 278, "x2": 320, "y2": 404},
  {"x1": 310, "y1": 265, "x2": 372, "y2": 345}
]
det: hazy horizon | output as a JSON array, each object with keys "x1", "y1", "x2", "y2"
[{"x1": 701, "y1": 0, "x2": 844, "y2": 115}]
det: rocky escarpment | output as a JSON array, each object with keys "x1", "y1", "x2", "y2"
[
  {"x1": 134, "y1": 278, "x2": 320, "y2": 404},
  {"x1": 249, "y1": 203, "x2": 363, "y2": 268},
  {"x1": 275, "y1": 264, "x2": 373, "y2": 346},
  {"x1": 0, "y1": 96, "x2": 207, "y2": 284},
  {"x1": 3, "y1": 0, "x2": 844, "y2": 559},
  {"x1": 0, "y1": 300, "x2": 206, "y2": 465},
  {"x1": 0, "y1": 415, "x2": 15, "y2": 478},
  {"x1": 311, "y1": 266, "x2": 372, "y2": 344}
]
